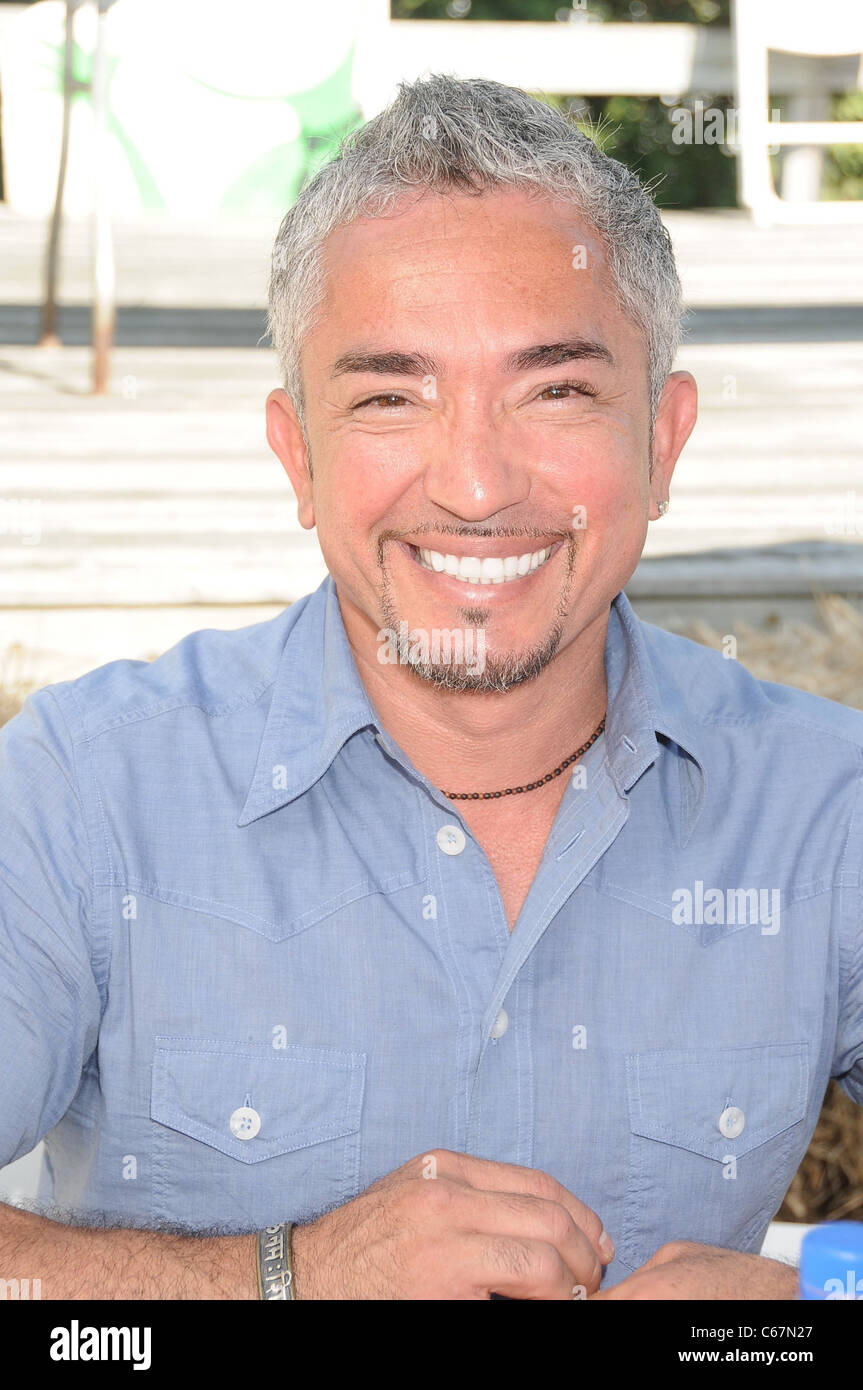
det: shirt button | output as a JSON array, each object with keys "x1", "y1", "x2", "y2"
[
  {"x1": 229, "y1": 1106, "x2": 261, "y2": 1140},
  {"x1": 718, "y1": 1105, "x2": 745, "y2": 1139},
  {"x1": 436, "y1": 824, "x2": 466, "y2": 856},
  {"x1": 490, "y1": 1008, "x2": 509, "y2": 1039}
]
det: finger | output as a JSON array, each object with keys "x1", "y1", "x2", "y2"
[
  {"x1": 428, "y1": 1150, "x2": 613, "y2": 1264},
  {"x1": 448, "y1": 1186, "x2": 602, "y2": 1294},
  {"x1": 461, "y1": 1234, "x2": 586, "y2": 1300}
]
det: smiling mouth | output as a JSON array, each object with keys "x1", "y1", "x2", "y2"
[{"x1": 408, "y1": 543, "x2": 554, "y2": 585}]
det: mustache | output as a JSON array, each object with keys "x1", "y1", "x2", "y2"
[
  {"x1": 376, "y1": 523, "x2": 573, "y2": 566},
  {"x1": 378, "y1": 524, "x2": 569, "y2": 539}
]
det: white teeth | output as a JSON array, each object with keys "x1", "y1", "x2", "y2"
[
  {"x1": 480, "y1": 557, "x2": 505, "y2": 582},
  {"x1": 413, "y1": 544, "x2": 553, "y2": 583}
]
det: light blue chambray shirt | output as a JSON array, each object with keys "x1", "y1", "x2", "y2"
[{"x1": 1, "y1": 576, "x2": 862, "y2": 1290}]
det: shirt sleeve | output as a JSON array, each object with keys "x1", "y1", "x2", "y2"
[
  {"x1": 832, "y1": 797, "x2": 863, "y2": 1107},
  {"x1": 0, "y1": 685, "x2": 101, "y2": 1167},
  {"x1": 834, "y1": 936, "x2": 863, "y2": 1107}
]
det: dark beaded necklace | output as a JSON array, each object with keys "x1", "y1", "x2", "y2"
[{"x1": 440, "y1": 715, "x2": 606, "y2": 801}]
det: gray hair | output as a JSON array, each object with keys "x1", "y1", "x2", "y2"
[{"x1": 267, "y1": 74, "x2": 683, "y2": 442}]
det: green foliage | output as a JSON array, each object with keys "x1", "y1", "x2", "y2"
[
  {"x1": 562, "y1": 94, "x2": 737, "y2": 207},
  {"x1": 823, "y1": 90, "x2": 863, "y2": 202},
  {"x1": 390, "y1": 0, "x2": 735, "y2": 206},
  {"x1": 391, "y1": 0, "x2": 863, "y2": 206}
]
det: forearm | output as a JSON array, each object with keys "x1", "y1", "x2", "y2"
[
  {"x1": 0, "y1": 1201, "x2": 258, "y2": 1299},
  {"x1": 591, "y1": 1241, "x2": 800, "y2": 1300}
]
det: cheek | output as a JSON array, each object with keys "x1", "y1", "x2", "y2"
[
  {"x1": 538, "y1": 435, "x2": 648, "y2": 536},
  {"x1": 312, "y1": 439, "x2": 420, "y2": 551},
  {"x1": 593, "y1": 471, "x2": 649, "y2": 527}
]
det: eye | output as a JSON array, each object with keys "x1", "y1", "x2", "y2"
[
  {"x1": 354, "y1": 392, "x2": 412, "y2": 410},
  {"x1": 535, "y1": 380, "x2": 599, "y2": 402}
]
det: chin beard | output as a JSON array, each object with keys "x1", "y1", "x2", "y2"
[
  {"x1": 402, "y1": 621, "x2": 566, "y2": 693},
  {"x1": 376, "y1": 590, "x2": 567, "y2": 693},
  {"x1": 375, "y1": 529, "x2": 577, "y2": 692}
]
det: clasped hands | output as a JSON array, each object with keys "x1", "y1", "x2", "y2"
[{"x1": 288, "y1": 1149, "x2": 797, "y2": 1299}]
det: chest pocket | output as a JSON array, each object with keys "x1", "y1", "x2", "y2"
[
  {"x1": 150, "y1": 1038, "x2": 366, "y2": 1231},
  {"x1": 618, "y1": 1041, "x2": 810, "y2": 1271}
]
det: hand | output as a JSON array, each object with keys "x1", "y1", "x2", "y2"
[
  {"x1": 589, "y1": 1240, "x2": 798, "y2": 1300},
  {"x1": 290, "y1": 1148, "x2": 613, "y2": 1299}
]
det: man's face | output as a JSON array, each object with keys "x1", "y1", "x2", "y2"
[{"x1": 269, "y1": 185, "x2": 692, "y2": 691}]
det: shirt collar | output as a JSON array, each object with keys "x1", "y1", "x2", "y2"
[
  {"x1": 237, "y1": 577, "x2": 377, "y2": 826},
  {"x1": 604, "y1": 590, "x2": 708, "y2": 845},
  {"x1": 238, "y1": 577, "x2": 707, "y2": 842}
]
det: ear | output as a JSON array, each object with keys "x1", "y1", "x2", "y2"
[
  {"x1": 649, "y1": 371, "x2": 697, "y2": 519},
  {"x1": 266, "y1": 388, "x2": 315, "y2": 529}
]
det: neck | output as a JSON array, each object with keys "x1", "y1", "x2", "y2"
[{"x1": 341, "y1": 597, "x2": 611, "y2": 795}]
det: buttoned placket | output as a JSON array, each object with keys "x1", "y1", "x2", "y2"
[
  {"x1": 465, "y1": 738, "x2": 640, "y2": 1163},
  {"x1": 372, "y1": 724, "x2": 656, "y2": 1166}
]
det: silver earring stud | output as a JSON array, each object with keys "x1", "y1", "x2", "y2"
[{"x1": 657, "y1": 499, "x2": 669, "y2": 516}]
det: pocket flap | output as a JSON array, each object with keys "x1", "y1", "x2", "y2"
[
  {"x1": 626, "y1": 1041, "x2": 808, "y2": 1160},
  {"x1": 151, "y1": 1037, "x2": 366, "y2": 1164}
]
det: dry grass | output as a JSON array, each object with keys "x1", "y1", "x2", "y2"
[
  {"x1": 2, "y1": 596, "x2": 863, "y2": 1223},
  {"x1": 0, "y1": 643, "x2": 37, "y2": 731},
  {"x1": 678, "y1": 593, "x2": 863, "y2": 711}
]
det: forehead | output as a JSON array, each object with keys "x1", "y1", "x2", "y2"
[{"x1": 310, "y1": 185, "x2": 626, "y2": 352}]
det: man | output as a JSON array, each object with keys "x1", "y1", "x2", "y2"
[{"x1": 1, "y1": 75, "x2": 861, "y2": 1301}]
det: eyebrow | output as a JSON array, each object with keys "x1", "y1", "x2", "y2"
[
  {"x1": 330, "y1": 350, "x2": 439, "y2": 378},
  {"x1": 329, "y1": 338, "x2": 614, "y2": 379},
  {"x1": 504, "y1": 338, "x2": 615, "y2": 372}
]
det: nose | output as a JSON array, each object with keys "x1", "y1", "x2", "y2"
[{"x1": 421, "y1": 411, "x2": 532, "y2": 522}]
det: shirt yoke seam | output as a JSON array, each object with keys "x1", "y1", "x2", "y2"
[
  {"x1": 69, "y1": 674, "x2": 278, "y2": 747},
  {"x1": 696, "y1": 706, "x2": 863, "y2": 751}
]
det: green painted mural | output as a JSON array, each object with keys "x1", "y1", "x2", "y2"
[{"x1": 0, "y1": 0, "x2": 365, "y2": 216}]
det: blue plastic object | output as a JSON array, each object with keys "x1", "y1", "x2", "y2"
[{"x1": 799, "y1": 1222, "x2": 863, "y2": 1300}]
